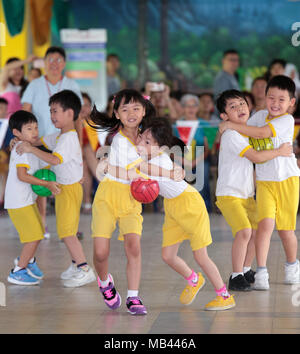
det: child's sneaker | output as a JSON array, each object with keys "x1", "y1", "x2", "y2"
[
  {"x1": 7, "y1": 269, "x2": 40, "y2": 286},
  {"x1": 204, "y1": 295, "x2": 235, "y2": 311},
  {"x1": 14, "y1": 257, "x2": 44, "y2": 280},
  {"x1": 44, "y1": 226, "x2": 51, "y2": 239},
  {"x1": 244, "y1": 269, "x2": 256, "y2": 284},
  {"x1": 26, "y1": 259, "x2": 44, "y2": 280},
  {"x1": 126, "y1": 296, "x2": 147, "y2": 315},
  {"x1": 228, "y1": 274, "x2": 251, "y2": 291},
  {"x1": 284, "y1": 260, "x2": 300, "y2": 284},
  {"x1": 60, "y1": 262, "x2": 79, "y2": 280},
  {"x1": 253, "y1": 269, "x2": 269, "y2": 290},
  {"x1": 98, "y1": 274, "x2": 121, "y2": 310},
  {"x1": 63, "y1": 266, "x2": 96, "y2": 287},
  {"x1": 180, "y1": 272, "x2": 205, "y2": 305}
]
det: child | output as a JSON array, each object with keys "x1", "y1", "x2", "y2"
[
  {"x1": 5, "y1": 110, "x2": 61, "y2": 285},
  {"x1": 89, "y1": 89, "x2": 184, "y2": 315},
  {"x1": 16, "y1": 90, "x2": 96, "y2": 287},
  {"x1": 219, "y1": 76, "x2": 300, "y2": 290},
  {"x1": 100, "y1": 117, "x2": 236, "y2": 311},
  {"x1": 216, "y1": 90, "x2": 293, "y2": 291}
]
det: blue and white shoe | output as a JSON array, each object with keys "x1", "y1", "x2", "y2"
[
  {"x1": 14, "y1": 257, "x2": 44, "y2": 280},
  {"x1": 7, "y1": 269, "x2": 40, "y2": 285}
]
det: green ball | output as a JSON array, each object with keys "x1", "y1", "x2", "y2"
[{"x1": 31, "y1": 169, "x2": 56, "y2": 197}]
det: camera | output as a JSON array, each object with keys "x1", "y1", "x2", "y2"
[{"x1": 149, "y1": 82, "x2": 165, "y2": 92}]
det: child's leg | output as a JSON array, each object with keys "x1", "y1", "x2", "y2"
[
  {"x1": 193, "y1": 247, "x2": 224, "y2": 291},
  {"x1": 63, "y1": 235, "x2": 87, "y2": 265},
  {"x1": 123, "y1": 233, "x2": 141, "y2": 290},
  {"x1": 278, "y1": 230, "x2": 298, "y2": 263},
  {"x1": 161, "y1": 243, "x2": 192, "y2": 279},
  {"x1": 255, "y1": 218, "x2": 275, "y2": 267},
  {"x1": 36, "y1": 196, "x2": 47, "y2": 228},
  {"x1": 93, "y1": 237, "x2": 110, "y2": 281},
  {"x1": 18, "y1": 240, "x2": 41, "y2": 268},
  {"x1": 244, "y1": 229, "x2": 256, "y2": 268},
  {"x1": 232, "y1": 228, "x2": 252, "y2": 273}
]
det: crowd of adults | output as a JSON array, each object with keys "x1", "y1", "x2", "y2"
[{"x1": 1, "y1": 46, "x2": 300, "y2": 222}]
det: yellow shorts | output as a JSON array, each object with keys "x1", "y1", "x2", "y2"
[
  {"x1": 55, "y1": 182, "x2": 83, "y2": 239},
  {"x1": 216, "y1": 196, "x2": 257, "y2": 237},
  {"x1": 92, "y1": 179, "x2": 143, "y2": 240},
  {"x1": 256, "y1": 176, "x2": 299, "y2": 230},
  {"x1": 163, "y1": 185, "x2": 212, "y2": 251},
  {"x1": 8, "y1": 203, "x2": 44, "y2": 243}
]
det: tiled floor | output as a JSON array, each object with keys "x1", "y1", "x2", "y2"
[{"x1": 0, "y1": 211, "x2": 300, "y2": 334}]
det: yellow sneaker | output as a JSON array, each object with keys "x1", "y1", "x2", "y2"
[
  {"x1": 204, "y1": 295, "x2": 235, "y2": 311},
  {"x1": 180, "y1": 272, "x2": 205, "y2": 305}
]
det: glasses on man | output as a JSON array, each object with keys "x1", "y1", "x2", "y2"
[{"x1": 47, "y1": 57, "x2": 64, "y2": 64}]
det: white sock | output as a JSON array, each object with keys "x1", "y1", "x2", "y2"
[
  {"x1": 13, "y1": 265, "x2": 23, "y2": 273},
  {"x1": 231, "y1": 272, "x2": 243, "y2": 279},
  {"x1": 243, "y1": 266, "x2": 251, "y2": 274},
  {"x1": 99, "y1": 277, "x2": 110, "y2": 288},
  {"x1": 127, "y1": 290, "x2": 138, "y2": 298},
  {"x1": 29, "y1": 257, "x2": 35, "y2": 264}
]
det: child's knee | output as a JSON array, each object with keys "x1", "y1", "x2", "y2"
[
  {"x1": 161, "y1": 248, "x2": 174, "y2": 265},
  {"x1": 125, "y1": 238, "x2": 141, "y2": 258},
  {"x1": 94, "y1": 247, "x2": 109, "y2": 263}
]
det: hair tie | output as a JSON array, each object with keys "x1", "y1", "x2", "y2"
[
  {"x1": 143, "y1": 95, "x2": 150, "y2": 101},
  {"x1": 112, "y1": 95, "x2": 116, "y2": 104}
]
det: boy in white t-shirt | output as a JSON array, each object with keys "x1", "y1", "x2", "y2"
[
  {"x1": 219, "y1": 76, "x2": 300, "y2": 290},
  {"x1": 216, "y1": 90, "x2": 293, "y2": 291},
  {"x1": 16, "y1": 90, "x2": 96, "y2": 288},
  {"x1": 5, "y1": 110, "x2": 61, "y2": 285}
]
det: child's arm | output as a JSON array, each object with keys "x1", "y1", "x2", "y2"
[
  {"x1": 17, "y1": 167, "x2": 61, "y2": 195},
  {"x1": 219, "y1": 121, "x2": 273, "y2": 139},
  {"x1": 243, "y1": 142, "x2": 292, "y2": 163},
  {"x1": 138, "y1": 161, "x2": 185, "y2": 181},
  {"x1": 16, "y1": 142, "x2": 60, "y2": 165}
]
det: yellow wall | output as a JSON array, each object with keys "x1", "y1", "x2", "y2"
[
  {"x1": 0, "y1": 0, "x2": 51, "y2": 68},
  {"x1": 0, "y1": 0, "x2": 28, "y2": 67}
]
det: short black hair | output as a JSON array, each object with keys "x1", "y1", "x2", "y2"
[
  {"x1": 9, "y1": 110, "x2": 37, "y2": 132},
  {"x1": 0, "y1": 97, "x2": 8, "y2": 105},
  {"x1": 223, "y1": 49, "x2": 239, "y2": 58},
  {"x1": 45, "y1": 46, "x2": 66, "y2": 60},
  {"x1": 49, "y1": 90, "x2": 82, "y2": 121},
  {"x1": 141, "y1": 117, "x2": 174, "y2": 148},
  {"x1": 216, "y1": 90, "x2": 248, "y2": 114},
  {"x1": 266, "y1": 75, "x2": 296, "y2": 99}
]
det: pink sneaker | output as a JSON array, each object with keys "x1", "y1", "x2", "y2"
[
  {"x1": 126, "y1": 296, "x2": 147, "y2": 315},
  {"x1": 98, "y1": 274, "x2": 121, "y2": 310}
]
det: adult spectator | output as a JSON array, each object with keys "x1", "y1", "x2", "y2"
[
  {"x1": 264, "y1": 59, "x2": 286, "y2": 82},
  {"x1": 251, "y1": 76, "x2": 267, "y2": 113},
  {"x1": 106, "y1": 53, "x2": 124, "y2": 97},
  {"x1": 175, "y1": 94, "x2": 212, "y2": 212},
  {"x1": 198, "y1": 92, "x2": 220, "y2": 123},
  {"x1": 213, "y1": 49, "x2": 240, "y2": 106},
  {"x1": 21, "y1": 46, "x2": 83, "y2": 238}
]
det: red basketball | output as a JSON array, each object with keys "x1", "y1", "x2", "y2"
[{"x1": 130, "y1": 178, "x2": 160, "y2": 204}]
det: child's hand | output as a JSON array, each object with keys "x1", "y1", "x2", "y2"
[
  {"x1": 9, "y1": 137, "x2": 20, "y2": 151},
  {"x1": 219, "y1": 121, "x2": 230, "y2": 135},
  {"x1": 47, "y1": 181, "x2": 61, "y2": 195},
  {"x1": 16, "y1": 141, "x2": 33, "y2": 155},
  {"x1": 278, "y1": 142, "x2": 293, "y2": 157},
  {"x1": 95, "y1": 157, "x2": 108, "y2": 181},
  {"x1": 127, "y1": 168, "x2": 141, "y2": 181}
]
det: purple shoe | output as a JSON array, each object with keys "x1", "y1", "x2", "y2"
[
  {"x1": 98, "y1": 274, "x2": 121, "y2": 310},
  {"x1": 126, "y1": 296, "x2": 147, "y2": 315}
]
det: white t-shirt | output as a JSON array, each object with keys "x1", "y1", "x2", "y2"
[
  {"x1": 4, "y1": 142, "x2": 43, "y2": 209},
  {"x1": 21, "y1": 76, "x2": 83, "y2": 137},
  {"x1": 41, "y1": 130, "x2": 83, "y2": 185},
  {"x1": 247, "y1": 110, "x2": 300, "y2": 181},
  {"x1": 106, "y1": 131, "x2": 142, "y2": 185},
  {"x1": 216, "y1": 130, "x2": 254, "y2": 199},
  {"x1": 148, "y1": 153, "x2": 187, "y2": 199}
]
